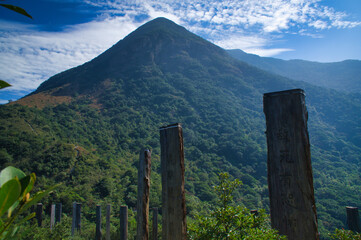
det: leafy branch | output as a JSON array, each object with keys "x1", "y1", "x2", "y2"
[
  {"x1": 0, "y1": 1, "x2": 32, "y2": 19},
  {"x1": 0, "y1": 166, "x2": 57, "y2": 239}
]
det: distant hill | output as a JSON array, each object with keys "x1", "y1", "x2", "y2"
[
  {"x1": 1, "y1": 18, "x2": 360, "y2": 238},
  {"x1": 227, "y1": 49, "x2": 361, "y2": 93}
]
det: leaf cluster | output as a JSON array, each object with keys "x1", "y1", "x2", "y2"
[{"x1": 0, "y1": 166, "x2": 55, "y2": 239}]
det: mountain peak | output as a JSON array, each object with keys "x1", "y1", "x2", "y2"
[{"x1": 33, "y1": 17, "x2": 227, "y2": 96}]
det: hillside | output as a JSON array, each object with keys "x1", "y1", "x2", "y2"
[
  {"x1": 227, "y1": 49, "x2": 361, "y2": 93},
  {"x1": 1, "y1": 18, "x2": 361, "y2": 238}
]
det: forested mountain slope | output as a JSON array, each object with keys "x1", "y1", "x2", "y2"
[
  {"x1": 227, "y1": 49, "x2": 361, "y2": 93},
  {"x1": 1, "y1": 18, "x2": 360, "y2": 238}
]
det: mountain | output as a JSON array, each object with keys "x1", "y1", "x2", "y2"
[
  {"x1": 227, "y1": 49, "x2": 361, "y2": 93},
  {"x1": 1, "y1": 18, "x2": 361, "y2": 238}
]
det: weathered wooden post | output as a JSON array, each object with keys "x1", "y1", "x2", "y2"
[
  {"x1": 136, "y1": 149, "x2": 152, "y2": 240},
  {"x1": 55, "y1": 203, "x2": 62, "y2": 223},
  {"x1": 76, "y1": 203, "x2": 82, "y2": 233},
  {"x1": 160, "y1": 123, "x2": 187, "y2": 240},
  {"x1": 120, "y1": 206, "x2": 128, "y2": 240},
  {"x1": 96, "y1": 205, "x2": 102, "y2": 240},
  {"x1": 152, "y1": 208, "x2": 158, "y2": 240},
  {"x1": 36, "y1": 203, "x2": 43, "y2": 227},
  {"x1": 346, "y1": 206, "x2": 361, "y2": 232},
  {"x1": 106, "y1": 204, "x2": 111, "y2": 240},
  {"x1": 71, "y1": 202, "x2": 77, "y2": 236},
  {"x1": 250, "y1": 209, "x2": 258, "y2": 216},
  {"x1": 50, "y1": 204, "x2": 55, "y2": 230},
  {"x1": 264, "y1": 89, "x2": 319, "y2": 240}
]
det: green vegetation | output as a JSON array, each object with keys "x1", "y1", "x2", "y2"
[
  {"x1": 188, "y1": 173, "x2": 285, "y2": 240},
  {"x1": 0, "y1": 81, "x2": 11, "y2": 90},
  {"x1": 0, "y1": 18, "x2": 360, "y2": 239},
  {"x1": 0, "y1": 2, "x2": 32, "y2": 19},
  {"x1": 330, "y1": 229, "x2": 361, "y2": 240},
  {"x1": 0, "y1": 166, "x2": 54, "y2": 239}
]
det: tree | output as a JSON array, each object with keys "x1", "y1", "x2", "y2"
[{"x1": 188, "y1": 172, "x2": 286, "y2": 240}]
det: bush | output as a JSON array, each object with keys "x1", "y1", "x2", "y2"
[{"x1": 188, "y1": 172, "x2": 286, "y2": 240}]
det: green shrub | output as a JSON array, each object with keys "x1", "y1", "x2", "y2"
[{"x1": 188, "y1": 172, "x2": 286, "y2": 240}]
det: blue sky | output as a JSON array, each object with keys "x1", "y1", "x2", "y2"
[{"x1": 1, "y1": 0, "x2": 361, "y2": 103}]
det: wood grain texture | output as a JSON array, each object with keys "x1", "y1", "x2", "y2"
[
  {"x1": 120, "y1": 206, "x2": 128, "y2": 240},
  {"x1": 160, "y1": 123, "x2": 186, "y2": 240},
  {"x1": 137, "y1": 149, "x2": 152, "y2": 240},
  {"x1": 264, "y1": 89, "x2": 319, "y2": 240}
]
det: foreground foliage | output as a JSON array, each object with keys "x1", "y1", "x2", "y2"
[
  {"x1": 330, "y1": 229, "x2": 361, "y2": 240},
  {"x1": 0, "y1": 166, "x2": 55, "y2": 239},
  {"x1": 188, "y1": 173, "x2": 286, "y2": 240}
]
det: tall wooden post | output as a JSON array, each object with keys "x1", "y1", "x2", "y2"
[
  {"x1": 96, "y1": 205, "x2": 102, "y2": 240},
  {"x1": 160, "y1": 123, "x2": 186, "y2": 240},
  {"x1": 50, "y1": 204, "x2": 55, "y2": 230},
  {"x1": 76, "y1": 203, "x2": 82, "y2": 233},
  {"x1": 137, "y1": 149, "x2": 152, "y2": 240},
  {"x1": 55, "y1": 203, "x2": 62, "y2": 223},
  {"x1": 71, "y1": 202, "x2": 76, "y2": 236},
  {"x1": 264, "y1": 89, "x2": 319, "y2": 240},
  {"x1": 346, "y1": 206, "x2": 361, "y2": 232},
  {"x1": 106, "y1": 204, "x2": 111, "y2": 240},
  {"x1": 120, "y1": 206, "x2": 128, "y2": 240},
  {"x1": 152, "y1": 208, "x2": 158, "y2": 240},
  {"x1": 36, "y1": 203, "x2": 43, "y2": 227}
]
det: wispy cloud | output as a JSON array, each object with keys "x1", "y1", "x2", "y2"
[
  {"x1": 0, "y1": 17, "x2": 140, "y2": 92},
  {"x1": 80, "y1": 0, "x2": 361, "y2": 53},
  {"x1": 0, "y1": 0, "x2": 360, "y2": 102}
]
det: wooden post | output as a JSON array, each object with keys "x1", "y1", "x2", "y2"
[
  {"x1": 106, "y1": 204, "x2": 111, "y2": 240},
  {"x1": 250, "y1": 209, "x2": 258, "y2": 216},
  {"x1": 152, "y1": 208, "x2": 158, "y2": 240},
  {"x1": 55, "y1": 203, "x2": 62, "y2": 223},
  {"x1": 76, "y1": 203, "x2": 82, "y2": 233},
  {"x1": 36, "y1": 203, "x2": 43, "y2": 227},
  {"x1": 264, "y1": 89, "x2": 319, "y2": 240},
  {"x1": 346, "y1": 206, "x2": 361, "y2": 232},
  {"x1": 96, "y1": 205, "x2": 102, "y2": 240},
  {"x1": 71, "y1": 202, "x2": 76, "y2": 236},
  {"x1": 160, "y1": 123, "x2": 186, "y2": 240},
  {"x1": 120, "y1": 206, "x2": 128, "y2": 240},
  {"x1": 137, "y1": 149, "x2": 152, "y2": 240},
  {"x1": 50, "y1": 204, "x2": 55, "y2": 230}
]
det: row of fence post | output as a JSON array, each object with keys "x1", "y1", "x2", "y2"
[
  {"x1": 33, "y1": 123, "x2": 187, "y2": 240},
  {"x1": 34, "y1": 202, "x2": 160, "y2": 239}
]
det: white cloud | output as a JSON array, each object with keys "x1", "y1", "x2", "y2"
[
  {"x1": 0, "y1": 17, "x2": 140, "y2": 93},
  {"x1": 0, "y1": 0, "x2": 360, "y2": 99},
  {"x1": 213, "y1": 34, "x2": 268, "y2": 50},
  {"x1": 246, "y1": 48, "x2": 295, "y2": 57}
]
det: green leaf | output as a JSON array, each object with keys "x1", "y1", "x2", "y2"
[
  {"x1": 0, "y1": 80, "x2": 11, "y2": 89},
  {"x1": 7, "y1": 173, "x2": 35, "y2": 216},
  {"x1": 20, "y1": 184, "x2": 60, "y2": 214},
  {"x1": 19, "y1": 173, "x2": 35, "y2": 197},
  {"x1": 0, "y1": 167, "x2": 26, "y2": 187},
  {"x1": 0, "y1": 179, "x2": 21, "y2": 216},
  {"x1": 17, "y1": 212, "x2": 36, "y2": 225},
  {"x1": 0, "y1": 4, "x2": 32, "y2": 19}
]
